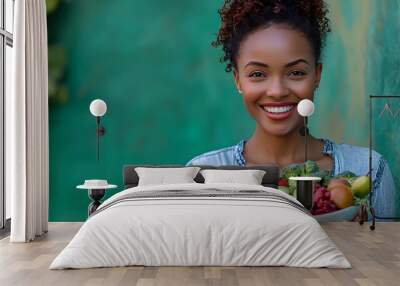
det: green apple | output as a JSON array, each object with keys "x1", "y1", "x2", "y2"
[{"x1": 351, "y1": 176, "x2": 370, "y2": 198}]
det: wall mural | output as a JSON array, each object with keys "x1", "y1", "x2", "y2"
[{"x1": 47, "y1": 0, "x2": 400, "y2": 221}]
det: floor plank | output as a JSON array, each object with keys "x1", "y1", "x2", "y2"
[{"x1": 0, "y1": 222, "x2": 399, "y2": 286}]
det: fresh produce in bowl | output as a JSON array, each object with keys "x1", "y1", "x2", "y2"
[
  {"x1": 327, "y1": 178, "x2": 351, "y2": 190},
  {"x1": 277, "y1": 178, "x2": 290, "y2": 194},
  {"x1": 334, "y1": 171, "x2": 357, "y2": 182},
  {"x1": 351, "y1": 175, "x2": 370, "y2": 198},
  {"x1": 278, "y1": 178, "x2": 288, "y2": 187},
  {"x1": 329, "y1": 186, "x2": 353, "y2": 209},
  {"x1": 327, "y1": 178, "x2": 353, "y2": 209},
  {"x1": 332, "y1": 172, "x2": 371, "y2": 204},
  {"x1": 311, "y1": 185, "x2": 337, "y2": 215},
  {"x1": 281, "y1": 160, "x2": 331, "y2": 196},
  {"x1": 280, "y1": 162, "x2": 371, "y2": 218}
]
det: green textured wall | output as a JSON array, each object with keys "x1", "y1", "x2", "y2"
[
  {"x1": 48, "y1": 0, "x2": 400, "y2": 221},
  {"x1": 313, "y1": 0, "x2": 400, "y2": 214}
]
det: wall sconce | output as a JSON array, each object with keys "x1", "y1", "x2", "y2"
[
  {"x1": 297, "y1": 99, "x2": 315, "y2": 162},
  {"x1": 89, "y1": 99, "x2": 107, "y2": 161}
]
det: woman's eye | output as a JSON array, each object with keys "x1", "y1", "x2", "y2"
[
  {"x1": 289, "y1": 70, "x2": 306, "y2": 77},
  {"x1": 249, "y1": 71, "x2": 265, "y2": 78}
]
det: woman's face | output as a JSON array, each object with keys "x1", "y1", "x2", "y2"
[{"x1": 234, "y1": 24, "x2": 322, "y2": 136}]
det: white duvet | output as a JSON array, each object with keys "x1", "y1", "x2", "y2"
[{"x1": 50, "y1": 183, "x2": 351, "y2": 269}]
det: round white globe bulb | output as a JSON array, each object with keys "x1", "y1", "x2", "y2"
[
  {"x1": 297, "y1": 99, "x2": 315, "y2": 117},
  {"x1": 89, "y1": 99, "x2": 107, "y2": 117}
]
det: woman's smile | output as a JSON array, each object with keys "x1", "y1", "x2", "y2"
[{"x1": 259, "y1": 102, "x2": 297, "y2": 121}]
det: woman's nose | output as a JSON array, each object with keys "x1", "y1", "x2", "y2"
[{"x1": 266, "y1": 77, "x2": 289, "y2": 99}]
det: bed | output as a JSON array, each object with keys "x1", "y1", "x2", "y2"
[{"x1": 49, "y1": 165, "x2": 351, "y2": 269}]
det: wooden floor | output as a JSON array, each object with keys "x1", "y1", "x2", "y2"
[{"x1": 0, "y1": 222, "x2": 399, "y2": 286}]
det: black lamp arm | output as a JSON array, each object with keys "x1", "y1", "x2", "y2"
[
  {"x1": 96, "y1": 116, "x2": 106, "y2": 136},
  {"x1": 96, "y1": 116, "x2": 106, "y2": 162},
  {"x1": 304, "y1": 117, "x2": 308, "y2": 162}
]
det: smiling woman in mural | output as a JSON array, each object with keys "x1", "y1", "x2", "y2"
[{"x1": 187, "y1": 0, "x2": 396, "y2": 218}]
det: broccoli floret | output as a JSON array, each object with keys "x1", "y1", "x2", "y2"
[
  {"x1": 281, "y1": 163, "x2": 303, "y2": 180},
  {"x1": 288, "y1": 180, "x2": 297, "y2": 196},
  {"x1": 282, "y1": 161, "x2": 331, "y2": 195},
  {"x1": 302, "y1": 160, "x2": 320, "y2": 176}
]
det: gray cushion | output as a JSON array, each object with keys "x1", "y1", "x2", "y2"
[{"x1": 123, "y1": 164, "x2": 280, "y2": 189}]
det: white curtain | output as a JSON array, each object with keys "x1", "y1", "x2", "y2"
[{"x1": 6, "y1": 0, "x2": 49, "y2": 242}]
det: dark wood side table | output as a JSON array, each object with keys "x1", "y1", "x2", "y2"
[{"x1": 77, "y1": 180, "x2": 117, "y2": 216}]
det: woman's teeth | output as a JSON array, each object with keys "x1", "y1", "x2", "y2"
[{"x1": 263, "y1": 105, "x2": 294, "y2": 113}]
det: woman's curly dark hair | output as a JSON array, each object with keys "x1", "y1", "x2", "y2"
[{"x1": 212, "y1": 0, "x2": 331, "y2": 72}]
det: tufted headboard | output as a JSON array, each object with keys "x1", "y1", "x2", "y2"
[{"x1": 123, "y1": 164, "x2": 280, "y2": 189}]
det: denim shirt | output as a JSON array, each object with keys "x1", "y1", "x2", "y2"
[{"x1": 186, "y1": 138, "x2": 397, "y2": 218}]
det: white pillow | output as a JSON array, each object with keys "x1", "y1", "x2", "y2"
[
  {"x1": 135, "y1": 167, "x2": 201, "y2": 186},
  {"x1": 200, "y1": 169, "x2": 266, "y2": 185}
]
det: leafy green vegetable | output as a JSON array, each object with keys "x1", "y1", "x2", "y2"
[
  {"x1": 281, "y1": 163, "x2": 303, "y2": 181},
  {"x1": 303, "y1": 160, "x2": 319, "y2": 176},
  {"x1": 281, "y1": 160, "x2": 333, "y2": 193},
  {"x1": 313, "y1": 169, "x2": 331, "y2": 187},
  {"x1": 282, "y1": 160, "x2": 323, "y2": 180},
  {"x1": 332, "y1": 171, "x2": 357, "y2": 185},
  {"x1": 288, "y1": 180, "x2": 296, "y2": 196},
  {"x1": 335, "y1": 171, "x2": 357, "y2": 180}
]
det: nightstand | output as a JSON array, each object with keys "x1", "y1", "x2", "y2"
[{"x1": 77, "y1": 180, "x2": 117, "y2": 216}]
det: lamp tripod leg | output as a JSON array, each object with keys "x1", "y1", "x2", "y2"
[{"x1": 369, "y1": 205, "x2": 376, "y2": 230}]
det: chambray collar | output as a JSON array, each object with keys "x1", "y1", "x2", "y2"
[
  {"x1": 234, "y1": 140, "x2": 246, "y2": 166},
  {"x1": 234, "y1": 138, "x2": 336, "y2": 172}
]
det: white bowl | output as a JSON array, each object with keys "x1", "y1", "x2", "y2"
[{"x1": 314, "y1": 206, "x2": 359, "y2": 222}]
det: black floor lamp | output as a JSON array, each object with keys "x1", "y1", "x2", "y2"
[{"x1": 368, "y1": 95, "x2": 400, "y2": 230}]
